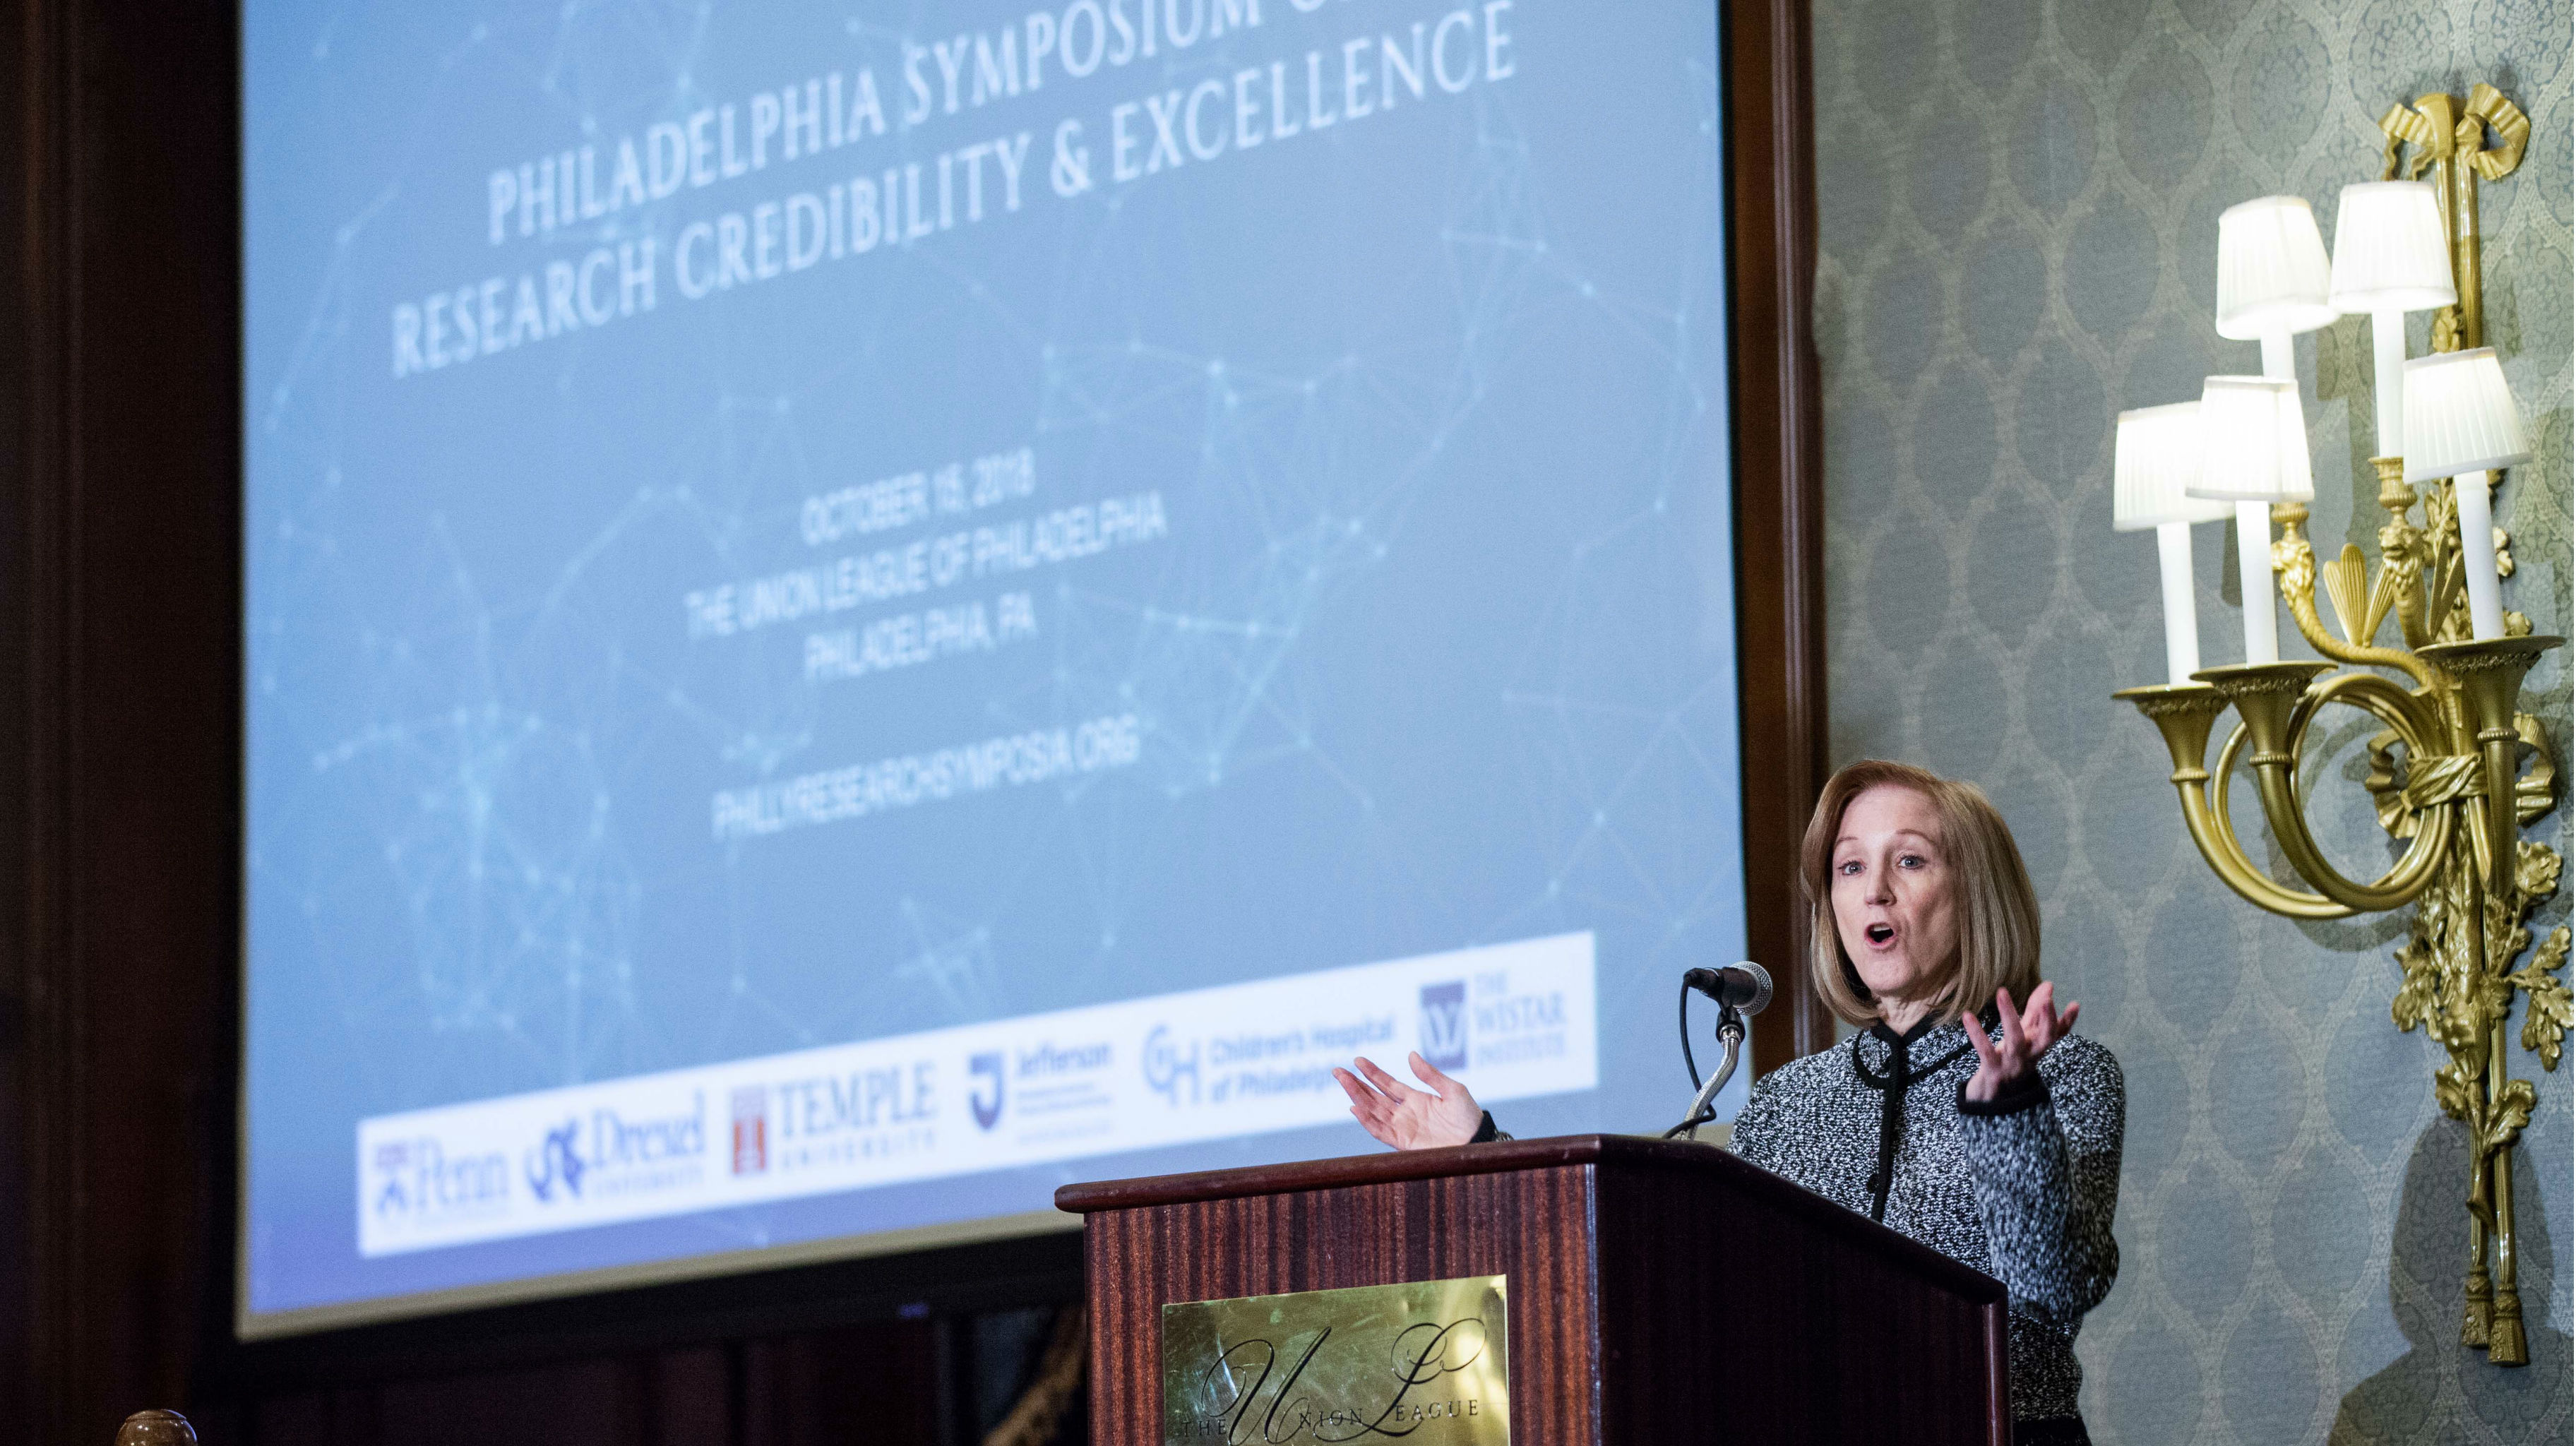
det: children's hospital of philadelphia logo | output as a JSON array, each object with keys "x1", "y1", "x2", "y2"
[{"x1": 1143, "y1": 1024, "x2": 1201, "y2": 1106}]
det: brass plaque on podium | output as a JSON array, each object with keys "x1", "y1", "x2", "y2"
[{"x1": 1162, "y1": 1274, "x2": 1510, "y2": 1445}]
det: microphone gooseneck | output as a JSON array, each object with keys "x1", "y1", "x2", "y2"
[{"x1": 1666, "y1": 963, "x2": 1770, "y2": 1140}]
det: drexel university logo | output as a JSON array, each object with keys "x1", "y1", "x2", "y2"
[
  {"x1": 1418, "y1": 981, "x2": 1468, "y2": 1072},
  {"x1": 525, "y1": 1119, "x2": 585, "y2": 1202}
]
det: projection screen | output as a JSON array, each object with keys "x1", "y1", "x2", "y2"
[{"x1": 243, "y1": 0, "x2": 1748, "y2": 1335}]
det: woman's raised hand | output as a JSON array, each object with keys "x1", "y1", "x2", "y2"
[
  {"x1": 1962, "y1": 981, "x2": 2078, "y2": 1104},
  {"x1": 1332, "y1": 1052, "x2": 1483, "y2": 1150}
]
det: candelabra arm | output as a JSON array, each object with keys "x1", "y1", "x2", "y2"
[
  {"x1": 2276, "y1": 501, "x2": 2443, "y2": 691},
  {"x1": 2421, "y1": 637, "x2": 2565, "y2": 885},
  {"x1": 2200, "y1": 663, "x2": 2455, "y2": 914},
  {"x1": 2246, "y1": 754, "x2": 2455, "y2": 912},
  {"x1": 2116, "y1": 685, "x2": 2356, "y2": 920},
  {"x1": 2188, "y1": 767, "x2": 2361, "y2": 919},
  {"x1": 2282, "y1": 570, "x2": 2443, "y2": 689}
]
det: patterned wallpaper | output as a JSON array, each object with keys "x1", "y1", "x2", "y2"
[{"x1": 1808, "y1": 0, "x2": 2572, "y2": 1440}]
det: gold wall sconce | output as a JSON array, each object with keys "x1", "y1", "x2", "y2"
[{"x1": 2109, "y1": 85, "x2": 2558, "y2": 1368}]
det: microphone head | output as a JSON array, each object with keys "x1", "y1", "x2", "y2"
[
  {"x1": 1731, "y1": 961, "x2": 1774, "y2": 1017},
  {"x1": 1683, "y1": 963, "x2": 1772, "y2": 1015}
]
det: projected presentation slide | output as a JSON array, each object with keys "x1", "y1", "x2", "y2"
[{"x1": 244, "y1": 0, "x2": 1746, "y2": 1331}]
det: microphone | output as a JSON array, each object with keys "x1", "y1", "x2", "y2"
[
  {"x1": 1666, "y1": 962, "x2": 1771, "y2": 1142},
  {"x1": 1683, "y1": 962, "x2": 1772, "y2": 1016}
]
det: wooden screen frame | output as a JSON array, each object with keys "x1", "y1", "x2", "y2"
[
  {"x1": 0, "y1": 0, "x2": 1828, "y2": 1427},
  {"x1": 2, "y1": 0, "x2": 247, "y2": 1435},
  {"x1": 1724, "y1": 0, "x2": 1835, "y2": 1072}
]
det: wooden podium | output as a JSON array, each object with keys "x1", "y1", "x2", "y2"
[{"x1": 1057, "y1": 1133, "x2": 2008, "y2": 1445}]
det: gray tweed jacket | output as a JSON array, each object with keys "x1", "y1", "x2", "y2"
[{"x1": 1727, "y1": 1013, "x2": 2125, "y2": 1423}]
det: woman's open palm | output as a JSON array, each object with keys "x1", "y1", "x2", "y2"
[
  {"x1": 1332, "y1": 1052, "x2": 1482, "y2": 1150},
  {"x1": 1962, "y1": 981, "x2": 2077, "y2": 1103}
]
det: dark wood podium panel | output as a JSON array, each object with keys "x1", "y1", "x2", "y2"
[{"x1": 1058, "y1": 1134, "x2": 2008, "y2": 1445}]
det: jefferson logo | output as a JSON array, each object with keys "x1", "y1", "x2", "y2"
[
  {"x1": 969, "y1": 1051, "x2": 1006, "y2": 1130},
  {"x1": 1419, "y1": 981, "x2": 1467, "y2": 1071},
  {"x1": 732, "y1": 1085, "x2": 768, "y2": 1174}
]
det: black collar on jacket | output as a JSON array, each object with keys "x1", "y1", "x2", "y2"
[{"x1": 1848, "y1": 1005, "x2": 1996, "y2": 1222}]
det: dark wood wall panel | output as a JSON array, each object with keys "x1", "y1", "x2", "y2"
[
  {"x1": 739, "y1": 1322, "x2": 946, "y2": 1446},
  {"x1": 1, "y1": 0, "x2": 244, "y2": 1439},
  {"x1": 246, "y1": 1325, "x2": 943, "y2": 1446}
]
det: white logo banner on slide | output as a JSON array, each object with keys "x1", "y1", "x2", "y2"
[{"x1": 358, "y1": 932, "x2": 1595, "y2": 1255}]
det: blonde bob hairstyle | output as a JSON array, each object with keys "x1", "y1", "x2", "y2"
[{"x1": 1799, "y1": 759, "x2": 2043, "y2": 1029}]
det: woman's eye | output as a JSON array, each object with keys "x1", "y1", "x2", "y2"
[
  {"x1": 1899, "y1": 854, "x2": 1924, "y2": 868},
  {"x1": 1836, "y1": 859, "x2": 1861, "y2": 875}
]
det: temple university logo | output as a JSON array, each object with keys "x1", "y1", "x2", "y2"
[
  {"x1": 1418, "y1": 981, "x2": 1468, "y2": 1071},
  {"x1": 731, "y1": 1085, "x2": 768, "y2": 1175},
  {"x1": 969, "y1": 1052, "x2": 1006, "y2": 1131}
]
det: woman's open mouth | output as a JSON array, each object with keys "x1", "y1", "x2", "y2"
[{"x1": 1866, "y1": 924, "x2": 1897, "y2": 946}]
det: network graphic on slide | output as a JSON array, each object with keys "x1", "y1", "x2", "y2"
[{"x1": 245, "y1": 0, "x2": 1747, "y2": 1320}]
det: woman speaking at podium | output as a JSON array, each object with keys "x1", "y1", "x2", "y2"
[{"x1": 1335, "y1": 760, "x2": 2124, "y2": 1446}]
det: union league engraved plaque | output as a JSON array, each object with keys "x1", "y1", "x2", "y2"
[{"x1": 1162, "y1": 1274, "x2": 1510, "y2": 1445}]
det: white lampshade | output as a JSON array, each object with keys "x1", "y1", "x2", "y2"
[
  {"x1": 2114, "y1": 402, "x2": 2232, "y2": 531},
  {"x1": 2189, "y1": 376, "x2": 2315, "y2": 501},
  {"x1": 2402, "y1": 347, "x2": 2531, "y2": 482},
  {"x1": 2216, "y1": 196, "x2": 2338, "y2": 340},
  {"x1": 2328, "y1": 181, "x2": 2458, "y2": 314}
]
